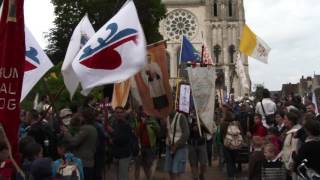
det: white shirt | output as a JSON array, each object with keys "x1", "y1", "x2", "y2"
[{"x1": 255, "y1": 98, "x2": 277, "y2": 128}]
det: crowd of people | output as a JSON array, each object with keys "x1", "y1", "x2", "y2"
[{"x1": 0, "y1": 88, "x2": 320, "y2": 180}]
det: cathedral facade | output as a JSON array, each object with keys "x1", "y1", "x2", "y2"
[{"x1": 159, "y1": 0, "x2": 250, "y2": 97}]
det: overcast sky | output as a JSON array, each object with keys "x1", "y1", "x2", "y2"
[{"x1": 24, "y1": 0, "x2": 320, "y2": 91}]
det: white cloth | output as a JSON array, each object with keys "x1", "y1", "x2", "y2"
[{"x1": 255, "y1": 98, "x2": 277, "y2": 128}]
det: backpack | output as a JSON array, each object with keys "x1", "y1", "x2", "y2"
[
  {"x1": 223, "y1": 121, "x2": 243, "y2": 150},
  {"x1": 55, "y1": 159, "x2": 80, "y2": 180}
]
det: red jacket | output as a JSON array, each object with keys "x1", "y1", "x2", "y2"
[
  {"x1": 0, "y1": 160, "x2": 16, "y2": 180},
  {"x1": 253, "y1": 121, "x2": 267, "y2": 137}
]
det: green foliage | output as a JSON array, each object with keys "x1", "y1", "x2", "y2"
[
  {"x1": 46, "y1": 0, "x2": 166, "y2": 63},
  {"x1": 22, "y1": 0, "x2": 166, "y2": 110}
]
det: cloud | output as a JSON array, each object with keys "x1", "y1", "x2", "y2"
[{"x1": 245, "y1": 0, "x2": 320, "y2": 90}]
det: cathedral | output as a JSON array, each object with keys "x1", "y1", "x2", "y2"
[{"x1": 159, "y1": 0, "x2": 251, "y2": 97}]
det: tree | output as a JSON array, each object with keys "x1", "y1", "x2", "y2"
[{"x1": 46, "y1": 0, "x2": 166, "y2": 63}]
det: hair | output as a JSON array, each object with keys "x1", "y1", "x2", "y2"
[
  {"x1": 29, "y1": 109, "x2": 39, "y2": 120},
  {"x1": 252, "y1": 136, "x2": 264, "y2": 148},
  {"x1": 80, "y1": 108, "x2": 96, "y2": 124},
  {"x1": 268, "y1": 127, "x2": 280, "y2": 136},
  {"x1": 264, "y1": 143, "x2": 276, "y2": 155},
  {"x1": 285, "y1": 111, "x2": 299, "y2": 125},
  {"x1": 24, "y1": 142, "x2": 42, "y2": 161},
  {"x1": 254, "y1": 113, "x2": 262, "y2": 119},
  {"x1": 304, "y1": 119, "x2": 320, "y2": 137},
  {"x1": 275, "y1": 111, "x2": 285, "y2": 119},
  {"x1": 223, "y1": 111, "x2": 234, "y2": 122},
  {"x1": 56, "y1": 140, "x2": 71, "y2": 152},
  {"x1": 262, "y1": 88, "x2": 270, "y2": 98}
]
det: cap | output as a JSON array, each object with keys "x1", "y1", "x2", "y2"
[{"x1": 59, "y1": 108, "x2": 72, "y2": 126}]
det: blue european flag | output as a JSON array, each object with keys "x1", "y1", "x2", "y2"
[{"x1": 180, "y1": 36, "x2": 200, "y2": 63}]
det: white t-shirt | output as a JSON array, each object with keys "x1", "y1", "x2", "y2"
[{"x1": 255, "y1": 98, "x2": 277, "y2": 128}]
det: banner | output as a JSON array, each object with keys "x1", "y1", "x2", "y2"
[
  {"x1": 134, "y1": 41, "x2": 173, "y2": 118},
  {"x1": 62, "y1": 15, "x2": 95, "y2": 99},
  {"x1": 21, "y1": 27, "x2": 53, "y2": 101},
  {"x1": 0, "y1": 0, "x2": 25, "y2": 165},
  {"x1": 178, "y1": 83, "x2": 191, "y2": 114},
  {"x1": 235, "y1": 52, "x2": 250, "y2": 90},
  {"x1": 187, "y1": 66, "x2": 216, "y2": 134},
  {"x1": 72, "y1": 1, "x2": 146, "y2": 90},
  {"x1": 111, "y1": 79, "x2": 131, "y2": 109}
]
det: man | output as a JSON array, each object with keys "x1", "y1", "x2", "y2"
[
  {"x1": 188, "y1": 112, "x2": 209, "y2": 180},
  {"x1": 255, "y1": 88, "x2": 277, "y2": 128},
  {"x1": 134, "y1": 110, "x2": 160, "y2": 180},
  {"x1": 165, "y1": 111, "x2": 190, "y2": 180},
  {"x1": 109, "y1": 106, "x2": 136, "y2": 180}
]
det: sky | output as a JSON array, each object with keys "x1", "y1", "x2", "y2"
[{"x1": 24, "y1": 0, "x2": 320, "y2": 91}]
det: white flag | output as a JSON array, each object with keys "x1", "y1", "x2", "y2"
[
  {"x1": 72, "y1": 0, "x2": 146, "y2": 90},
  {"x1": 22, "y1": 27, "x2": 54, "y2": 101},
  {"x1": 236, "y1": 53, "x2": 250, "y2": 90},
  {"x1": 62, "y1": 15, "x2": 95, "y2": 99},
  {"x1": 312, "y1": 91, "x2": 319, "y2": 115}
]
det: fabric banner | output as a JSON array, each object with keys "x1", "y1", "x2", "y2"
[
  {"x1": 0, "y1": 0, "x2": 25, "y2": 165},
  {"x1": 178, "y1": 83, "x2": 191, "y2": 114},
  {"x1": 62, "y1": 15, "x2": 95, "y2": 99},
  {"x1": 187, "y1": 66, "x2": 216, "y2": 134},
  {"x1": 134, "y1": 41, "x2": 173, "y2": 118},
  {"x1": 72, "y1": 1, "x2": 146, "y2": 91},
  {"x1": 202, "y1": 41, "x2": 213, "y2": 65},
  {"x1": 235, "y1": 52, "x2": 249, "y2": 90},
  {"x1": 111, "y1": 79, "x2": 131, "y2": 109},
  {"x1": 21, "y1": 27, "x2": 53, "y2": 101}
]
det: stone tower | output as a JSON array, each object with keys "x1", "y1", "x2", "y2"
[{"x1": 159, "y1": 0, "x2": 250, "y2": 97}]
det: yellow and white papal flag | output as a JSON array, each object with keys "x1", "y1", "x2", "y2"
[{"x1": 239, "y1": 24, "x2": 271, "y2": 64}]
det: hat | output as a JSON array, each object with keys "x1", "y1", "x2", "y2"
[{"x1": 59, "y1": 108, "x2": 72, "y2": 126}]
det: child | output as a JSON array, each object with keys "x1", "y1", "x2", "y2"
[
  {"x1": 265, "y1": 127, "x2": 281, "y2": 154},
  {"x1": 52, "y1": 140, "x2": 84, "y2": 180},
  {"x1": 261, "y1": 143, "x2": 286, "y2": 180},
  {"x1": 252, "y1": 114, "x2": 267, "y2": 138},
  {"x1": 0, "y1": 141, "x2": 16, "y2": 180},
  {"x1": 248, "y1": 136, "x2": 265, "y2": 180}
]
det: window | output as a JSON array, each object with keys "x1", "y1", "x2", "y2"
[
  {"x1": 213, "y1": 2, "x2": 218, "y2": 17},
  {"x1": 229, "y1": 45, "x2": 235, "y2": 63},
  {"x1": 228, "y1": 0, "x2": 233, "y2": 17},
  {"x1": 213, "y1": 44, "x2": 221, "y2": 64}
]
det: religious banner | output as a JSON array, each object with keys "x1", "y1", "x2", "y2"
[
  {"x1": 0, "y1": 0, "x2": 26, "y2": 167},
  {"x1": 134, "y1": 40, "x2": 173, "y2": 118},
  {"x1": 187, "y1": 66, "x2": 216, "y2": 134},
  {"x1": 111, "y1": 79, "x2": 131, "y2": 109},
  {"x1": 178, "y1": 83, "x2": 191, "y2": 114}
]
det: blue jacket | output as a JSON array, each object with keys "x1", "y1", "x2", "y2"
[{"x1": 52, "y1": 153, "x2": 84, "y2": 180}]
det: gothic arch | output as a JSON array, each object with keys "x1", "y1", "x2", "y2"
[
  {"x1": 228, "y1": 0, "x2": 233, "y2": 17},
  {"x1": 213, "y1": 44, "x2": 221, "y2": 64},
  {"x1": 228, "y1": 45, "x2": 236, "y2": 63}
]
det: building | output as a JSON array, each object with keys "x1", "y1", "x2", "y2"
[{"x1": 159, "y1": 0, "x2": 250, "y2": 97}]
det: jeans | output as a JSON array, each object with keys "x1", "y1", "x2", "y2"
[
  {"x1": 116, "y1": 157, "x2": 131, "y2": 180},
  {"x1": 206, "y1": 139, "x2": 213, "y2": 165},
  {"x1": 223, "y1": 147, "x2": 238, "y2": 178}
]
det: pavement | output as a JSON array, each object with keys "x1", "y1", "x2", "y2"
[{"x1": 105, "y1": 158, "x2": 249, "y2": 180}]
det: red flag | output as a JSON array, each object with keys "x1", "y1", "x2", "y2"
[{"x1": 0, "y1": 0, "x2": 26, "y2": 167}]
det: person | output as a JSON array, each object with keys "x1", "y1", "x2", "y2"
[
  {"x1": 134, "y1": 110, "x2": 160, "y2": 180},
  {"x1": 0, "y1": 141, "x2": 16, "y2": 180},
  {"x1": 265, "y1": 127, "x2": 281, "y2": 154},
  {"x1": 255, "y1": 88, "x2": 277, "y2": 128},
  {"x1": 261, "y1": 144, "x2": 286, "y2": 180},
  {"x1": 165, "y1": 111, "x2": 190, "y2": 180},
  {"x1": 294, "y1": 119, "x2": 320, "y2": 175},
  {"x1": 220, "y1": 111, "x2": 240, "y2": 180},
  {"x1": 94, "y1": 115, "x2": 108, "y2": 180},
  {"x1": 248, "y1": 136, "x2": 264, "y2": 180},
  {"x1": 30, "y1": 157, "x2": 52, "y2": 180},
  {"x1": 110, "y1": 106, "x2": 136, "y2": 180},
  {"x1": 20, "y1": 142, "x2": 43, "y2": 179},
  {"x1": 188, "y1": 112, "x2": 209, "y2": 180},
  {"x1": 275, "y1": 111, "x2": 286, "y2": 134},
  {"x1": 251, "y1": 114, "x2": 267, "y2": 138},
  {"x1": 59, "y1": 108, "x2": 73, "y2": 128},
  {"x1": 62, "y1": 109, "x2": 97, "y2": 180},
  {"x1": 52, "y1": 140, "x2": 84, "y2": 180},
  {"x1": 281, "y1": 110, "x2": 301, "y2": 179}
]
